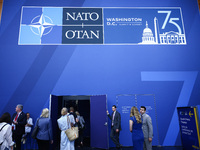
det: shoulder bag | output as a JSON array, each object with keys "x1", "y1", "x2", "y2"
[{"x1": 65, "y1": 116, "x2": 79, "y2": 141}]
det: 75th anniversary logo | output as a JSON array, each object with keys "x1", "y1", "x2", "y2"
[{"x1": 19, "y1": 7, "x2": 186, "y2": 45}]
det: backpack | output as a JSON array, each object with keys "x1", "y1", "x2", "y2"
[{"x1": 0, "y1": 123, "x2": 8, "y2": 145}]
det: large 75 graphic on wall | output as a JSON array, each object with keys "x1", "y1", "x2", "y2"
[{"x1": 141, "y1": 71, "x2": 197, "y2": 145}]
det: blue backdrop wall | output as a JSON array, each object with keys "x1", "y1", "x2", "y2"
[{"x1": 0, "y1": 0, "x2": 200, "y2": 147}]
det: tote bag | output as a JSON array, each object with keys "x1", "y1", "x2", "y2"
[{"x1": 65, "y1": 116, "x2": 79, "y2": 141}]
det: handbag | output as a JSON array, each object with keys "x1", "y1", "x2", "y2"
[
  {"x1": 31, "y1": 119, "x2": 39, "y2": 139},
  {"x1": 65, "y1": 116, "x2": 79, "y2": 141}
]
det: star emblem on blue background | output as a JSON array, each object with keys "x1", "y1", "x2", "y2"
[{"x1": 29, "y1": 14, "x2": 54, "y2": 37}]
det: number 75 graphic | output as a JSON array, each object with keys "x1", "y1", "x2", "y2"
[
  {"x1": 158, "y1": 10, "x2": 182, "y2": 34},
  {"x1": 141, "y1": 71, "x2": 198, "y2": 145}
]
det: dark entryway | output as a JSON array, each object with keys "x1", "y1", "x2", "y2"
[{"x1": 50, "y1": 95, "x2": 109, "y2": 150}]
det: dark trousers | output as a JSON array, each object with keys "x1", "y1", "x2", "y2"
[
  {"x1": 77, "y1": 128, "x2": 84, "y2": 146},
  {"x1": 37, "y1": 139, "x2": 50, "y2": 150},
  {"x1": 110, "y1": 126, "x2": 120, "y2": 147},
  {"x1": 13, "y1": 133, "x2": 23, "y2": 150}
]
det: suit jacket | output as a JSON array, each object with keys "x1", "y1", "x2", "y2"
[
  {"x1": 108, "y1": 111, "x2": 121, "y2": 131},
  {"x1": 12, "y1": 111, "x2": 26, "y2": 135},
  {"x1": 142, "y1": 113, "x2": 153, "y2": 139},
  {"x1": 36, "y1": 117, "x2": 53, "y2": 141}
]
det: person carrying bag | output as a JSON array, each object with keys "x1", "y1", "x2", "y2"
[
  {"x1": 0, "y1": 112, "x2": 15, "y2": 150},
  {"x1": 65, "y1": 115, "x2": 79, "y2": 141},
  {"x1": 0, "y1": 123, "x2": 8, "y2": 149}
]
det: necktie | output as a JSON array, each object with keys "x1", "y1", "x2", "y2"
[
  {"x1": 14, "y1": 114, "x2": 19, "y2": 121},
  {"x1": 112, "y1": 112, "x2": 115, "y2": 126},
  {"x1": 12, "y1": 114, "x2": 19, "y2": 130}
]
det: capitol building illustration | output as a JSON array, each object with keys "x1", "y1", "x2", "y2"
[
  {"x1": 139, "y1": 17, "x2": 186, "y2": 44},
  {"x1": 139, "y1": 21, "x2": 156, "y2": 44}
]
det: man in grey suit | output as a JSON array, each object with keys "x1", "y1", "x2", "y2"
[
  {"x1": 140, "y1": 106, "x2": 153, "y2": 150},
  {"x1": 107, "y1": 105, "x2": 122, "y2": 149}
]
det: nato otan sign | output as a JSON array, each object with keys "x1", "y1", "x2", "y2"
[{"x1": 19, "y1": 7, "x2": 186, "y2": 45}]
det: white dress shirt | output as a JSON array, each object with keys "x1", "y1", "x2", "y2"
[{"x1": 25, "y1": 117, "x2": 33, "y2": 133}]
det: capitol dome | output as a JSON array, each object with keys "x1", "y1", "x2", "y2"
[
  {"x1": 143, "y1": 21, "x2": 154, "y2": 37},
  {"x1": 140, "y1": 21, "x2": 156, "y2": 44},
  {"x1": 143, "y1": 27, "x2": 153, "y2": 34}
]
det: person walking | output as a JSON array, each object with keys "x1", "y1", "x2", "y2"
[
  {"x1": 75, "y1": 111, "x2": 85, "y2": 147},
  {"x1": 69, "y1": 107, "x2": 78, "y2": 127},
  {"x1": 57, "y1": 107, "x2": 75, "y2": 150},
  {"x1": 35, "y1": 108, "x2": 53, "y2": 150},
  {"x1": 129, "y1": 107, "x2": 144, "y2": 150},
  {"x1": 107, "y1": 105, "x2": 122, "y2": 149},
  {"x1": 140, "y1": 106, "x2": 153, "y2": 150}
]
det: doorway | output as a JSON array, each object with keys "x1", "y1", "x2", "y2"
[
  {"x1": 62, "y1": 96, "x2": 91, "y2": 147},
  {"x1": 49, "y1": 95, "x2": 109, "y2": 149}
]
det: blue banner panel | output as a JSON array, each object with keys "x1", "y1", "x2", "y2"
[
  {"x1": 18, "y1": 7, "x2": 186, "y2": 45},
  {"x1": 104, "y1": 8, "x2": 186, "y2": 45},
  {"x1": 177, "y1": 107, "x2": 200, "y2": 150}
]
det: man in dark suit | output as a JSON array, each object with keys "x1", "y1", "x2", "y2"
[
  {"x1": 12, "y1": 104, "x2": 27, "y2": 150},
  {"x1": 107, "y1": 105, "x2": 122, "y2": 149},
  {"x1": 69, "y1": 106, "x2": 78, "y2": 126}
]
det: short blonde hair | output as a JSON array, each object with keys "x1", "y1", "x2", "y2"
[
  {"x1": 130, "y1": 106, "x2": 142, "y2": 123},
  {"x1": 40, "y1": 108, "x2": 49, "y2": 118},
  {"x1": 61, "y1": 107, "x2": 68, "y2": 116}
]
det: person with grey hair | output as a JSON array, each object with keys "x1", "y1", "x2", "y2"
[
  {"x1": 11, "y1": 104, "x2": 26, "y2": 150},
  {"x1": 57, "y1": 107, "x2": 75, "y2": 150},
  {"x1": 35, "y1": 108, "x2": 53, "y2": 150}
]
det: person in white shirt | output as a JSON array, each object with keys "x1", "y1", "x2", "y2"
[
  {"x1": 0, "y1": 112, "x2": 15, "y2": 150},
  {"x1": 22, "y1": 113, "x2": 33, "y2": 144},
  {"x1": 57, "y1": 107, "x2": 75, "y2": 150}
]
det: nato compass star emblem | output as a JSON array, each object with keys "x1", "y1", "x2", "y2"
[{"x1": 29, "y1": 14, "x2": 54, "y2": 37}]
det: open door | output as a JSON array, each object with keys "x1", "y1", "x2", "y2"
[
  {"x1": 50, "y1": 95, "x2": 62, "y2": 150},
  {"x1": 90, "y1": 95, "x2": 109, "y2": 149}
]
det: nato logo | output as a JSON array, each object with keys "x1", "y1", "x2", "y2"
[{"x1": 18, "y1": 7, "x2": 103, "y2": 45}]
